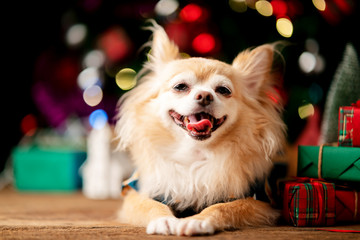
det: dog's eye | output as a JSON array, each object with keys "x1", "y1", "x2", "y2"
[
  {"x1": 173, "y1": 83, "x2": 189, "y2": 92},
  {"x1": 215, "y1": 86, "x2": 232, "y2": 96}
]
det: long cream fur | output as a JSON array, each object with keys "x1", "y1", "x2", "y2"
[{"x1": 115, "y1": 21, "x2": 286, "y2": 235}]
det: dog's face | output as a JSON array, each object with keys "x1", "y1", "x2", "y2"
[{"x1": 154, "y1": 58, "x2": 239, "y2": 141}]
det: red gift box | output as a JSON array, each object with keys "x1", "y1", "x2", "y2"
[
  {"x1": 338, "y1": 100, "x2": 360, "y2": 147},
  {"x1": 282, "y1": 179, "x2": 336, "y2": 226},
  {"x1": 335, "y1": 186, "x2": 360, "y2": 223},
  {"x1": 282, "y1": 178, "x2": 360, "y2": 227}
]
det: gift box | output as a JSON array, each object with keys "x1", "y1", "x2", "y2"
[
  {"x1": 13, "y1": 146, "x2": 86, "y2": 191},
  {"x1": 335, "y1": 185, "x2": 360, "y2": 223},
  {"x1": 282, "y1": 178, "x2": 360, "y2": 227},
  {"x1": 282, "y1": 180, "x2": 336, "y2": 226},
  {"x1": 338, "y1": 100, "x2": 360, "y2": 147},
  {"x1": 297, "y1": 145, "x2": 360, "y2": 181}
]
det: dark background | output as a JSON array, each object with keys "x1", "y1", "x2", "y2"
[{"x1": 2, "y1": 0, "x2": 359, "y2": 172}]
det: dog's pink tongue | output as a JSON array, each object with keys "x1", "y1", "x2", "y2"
[{"x1": 186, "y1": 115, "x2": 212, "y2": 132}]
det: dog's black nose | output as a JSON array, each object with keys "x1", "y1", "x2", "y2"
[{"x1": 195, "y1": 91, "x2": 214, "y2": 106}]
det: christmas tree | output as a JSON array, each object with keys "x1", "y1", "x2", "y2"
[{"x1": 320, "y1": 43, "x2": 360, "y2": 143}]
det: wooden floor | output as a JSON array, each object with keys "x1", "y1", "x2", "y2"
[{"x1": 1, "y1": 187, "x2": 359, "y2": 239}]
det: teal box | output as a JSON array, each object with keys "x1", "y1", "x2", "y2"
[{"x1": 13, "y1": 147, "x2": 86, "y2": 191}]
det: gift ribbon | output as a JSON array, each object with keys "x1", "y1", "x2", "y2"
[
  {"x1": 317, "y1": 145, "x2": 324, "y2": 178},
  {"x1": 315, "y1": 228, "x2": 360, "y2": 233},
  {"x1": 317, "y1": 143, "x2": 337, "y2": 179},
  {"x1": 354, "y1": 190, "x2": 358, "y2": 221}
]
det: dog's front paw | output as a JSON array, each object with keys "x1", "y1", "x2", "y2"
[
  {"x1": 146, "y1": 217, "x2": 179, "y2": 235},
  {"x1": 176, "y1": 219, "x2": 215, "y2": 236}
]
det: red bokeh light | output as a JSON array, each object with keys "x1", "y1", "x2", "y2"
[
  {"x1": 180, "y1": 4, "x2": 203, "y2": 22},
  {"x1": 192, "y1": 33, "x2": 215, "y2": 54},
  {"x1": 98, "y1": 27, "x2": 133, "y2": 62},
  {"x1": 20, "y1": 114, "x2": 37, "y2": 136},
  {"x1": 271, "y1": 0, "x2": 288, "y2": 17},
  {"x1": 165, "y1": 23, "x2": 189, "y2": 50}
]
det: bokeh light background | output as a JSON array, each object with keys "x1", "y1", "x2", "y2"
[{"x1": 2, "y1": 0, "x2": 359, "y2": 172}]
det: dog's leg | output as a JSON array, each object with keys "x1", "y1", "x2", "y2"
[
  {"x1": 176, "y1": 197, "x2": 279, "y2": 236},
  {"x1": 118, "y1": 188, "x2": 179, "y2": 235}
]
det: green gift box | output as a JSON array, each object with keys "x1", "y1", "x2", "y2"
[
  {"x1": 297, "y1": 145, "x2": 360, "y2": 181},
  {"x1": 13, "y1": 146, "x2": 86, "y2": 191}
]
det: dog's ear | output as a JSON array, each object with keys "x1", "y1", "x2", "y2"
[
  {"x1": 146, "y1": 21, "x2": 180, "y2": 69},
  {"x1": 232, "y1": 45, "x2": 274, "y2": 96}
]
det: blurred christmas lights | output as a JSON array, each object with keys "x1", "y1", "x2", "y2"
[
  {"x1": 227, "y1": 0, "x2": 302, "y2": 38},
  {"x1": 115, "y1": 68, "x2": 137, "y2": 90},
  {"x1": 98, "y1": 27, "x2": 133, "y2": 63},
  {"x1": 312, "y1": 0, "x2": 326, "y2": 11},
  {"x1": 276, "y1": 18, "x2": 293, "y2": 38},
  {"x1": 180, "y1": 4, "x2": 203, "y2": 22},
  {"x1": 255, "y1": 0, "x2": 273, "y2": 17},
  {"x1": 83, "y1": 50, "x2": 106, "y2": 69},
  {"x1": 78, "y1": 67, "x2": 104, "y2": 107},
  {"x1": 229, "y1": 0, "x2": 248, "y2": 13},
  {"x1": 271, "y1": 0, "x2": 287, "y2": 17},
  {"x1": 299, "y1": 52, "x2": 317, "y2": 73},
  {"x1": 77, "y1": 67, "x2": 101, "y2": 90},
  {"x1": 192, "y1": 33, "x2": 216, "y2": 54},
  {"x1": 298, "y1": 38, "x2": 325, "y2": 74},
  {"x1": 20, "y1": 114, "x2": 37, "y2": 136},
  {"x1": 66, "y1": 23, "x2": 87, "y2": 47},
  {"x1": 298, "y1": 103, "x2": 315, "y2": 119},
  {"x1": 83, "y1": 85, "x2": 103, "y2": 107},
  {"x1": 305, "y1": 38, "x2": 319, "y2": 54},
  {"x1": 155, "y1": 0, "x2": 179, "y2": 16},
  {"x1": 89, "y1": 109, "x2": 108, "y2": 130}
]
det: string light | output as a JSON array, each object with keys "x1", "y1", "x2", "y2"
[
  {"x1": 276, "y1": 18, "x2": 293, "y2": 38},
  {"x1": 299, "y1": 52, "x2": 317, "y2": 73},
  {"x1": 255, "y1": 0, "x2": 273, "y2": 17},
  {"x1": 312, "y1": 0, "x2": 326, "y2": 11},
  {"x1": 271, "y1": 0, "x2": 287, "y2": 17},
  {"x1": 192, "y1": 33, "x2": 216, "y2": 54},
  {"x1": 77, "y1": 67, "x2": 101, "y2": 90},
  {"x1": 229, "y1": 0, "x2": 247, "y2": 13},
  {"x1": 155, "y1": 0, "x2": 179, "y2": 16},
  {"x1": 20, "y1": 114, "x2": 37, "y2": 136},
  {"x1": 299, "y1": 38, "x2": 326, "y2": 74},
  {"x1": 66, "y1": 23, "x2": 87, "y2": 47},
  {"x1": 83, "y1": 50, "x2": 105, "y2": 68},
  {"x1": 180, "y1": 3, "x2": 203, "y2": 22},
  {"x1": 83, "y1": 85, "x2": 103, "y2": 107},
  {"x1": 229, "y1": 0, "x2": 295, "y2": 38},
  {"x1": 298, "y1": 103, "x2": 314, "y2": 119},
  {"x1": 115, "y1": 68, "x2": 137, "y2": 90},
  {"x1": 89, "y1": 109, "x2": 108, "y2": 129}
]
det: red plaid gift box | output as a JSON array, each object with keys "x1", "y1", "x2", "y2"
[
  {"x1": 338, "y1": 100, "x2": 360, "y2": 147},
  {"x1": 282, "y1": 178, "x2": 360, "y2": 227},
  {"x1": 282, "y1": 179, "x2": 336, "y2": 227}
]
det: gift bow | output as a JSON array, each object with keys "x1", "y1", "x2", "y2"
[{"x1": 351, "y1": 100, "x2": 360, "y2": 108}]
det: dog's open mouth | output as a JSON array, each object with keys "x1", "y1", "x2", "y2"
[{"x1": 169, "y1": 110, "x2": 227, "y2": 140}]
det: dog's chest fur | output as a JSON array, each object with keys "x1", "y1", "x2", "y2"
[{"x1": 137, "y1": 140, "x2": 258, "y2": 212}]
